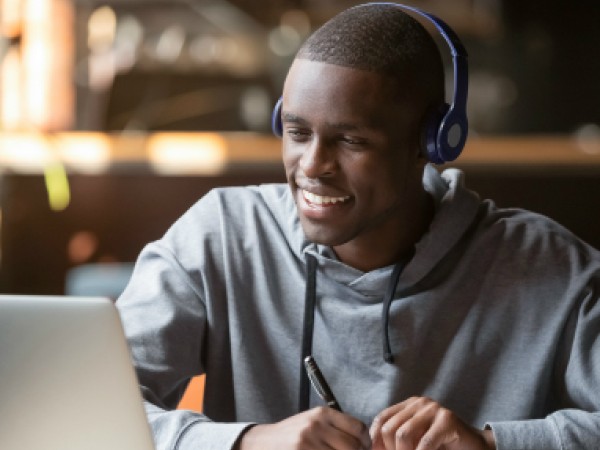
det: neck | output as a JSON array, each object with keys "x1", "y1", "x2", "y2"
[{"x1": 333, "y1": 191, "x2": 434, "y2": 272}]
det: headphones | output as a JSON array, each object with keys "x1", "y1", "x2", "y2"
[{"x1": 271, "y1": 2, "x2": 468, "y2": 165}]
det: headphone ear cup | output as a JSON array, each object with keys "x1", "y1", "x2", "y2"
[
  {"x1": 271, "y1": 97, "x2": 283, "y2": 137},
  {"x1": 423, "y1": 103, "x2": 449, "y2": 164}
]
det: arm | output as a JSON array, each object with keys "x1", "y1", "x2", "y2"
[
  {"x1": 119, "y1": 245, "x2": 371, "y2": 450},
  {"x1": 117, "y1": 239, "x2": 256, "y2": 450},
  {"x1": 486, "y1": 275, "x2": 600, "y2": 450},
  {"x1": 369, "y1": 274, "x2": 600, "y2": 450},
  {"x1": 117, "y1": 195, "x2": 371, "y2": 450}
]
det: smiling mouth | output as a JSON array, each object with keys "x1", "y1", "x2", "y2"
[{"x1": 302, "y1": 189, "x2": 351, "y2": 206}]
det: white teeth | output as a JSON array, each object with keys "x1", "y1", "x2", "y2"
[{"x1": 302, "y1": 190, "x2": 349, "y2": 206}]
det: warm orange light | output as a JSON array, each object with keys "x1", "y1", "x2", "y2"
[
  {"x1": 0, "y1": 0, "x2": 23, "y2": 38},
  {"x1": 0, "y1": 132, "x2": 53, "y2": 172},
  {"x1": 22, "y1": 0, "x2": 74, "y2": 130},
  {"x1": 148, "y1": 133, "x2": 228, "y2": 175},
  {"x1": 0, "y1": 47, "x2": 24, "y2": 129},
  {"x1": 55, "y1": 132, "x2": 111, "y2": 173},
  {"x1": 87, "y1": 5, "x2": 116, "y2": 51},
  {"x1": 0, "y1": 132, "x2": 111, "y2": 174}
]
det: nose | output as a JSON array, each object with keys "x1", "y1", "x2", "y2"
[{"x1": 298, "y1": 137, "x2": 337, "y2": 179}]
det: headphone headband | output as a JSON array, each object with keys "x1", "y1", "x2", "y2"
[{"x1": 272, "y1": 2, "x2": 469, "y2": 164}]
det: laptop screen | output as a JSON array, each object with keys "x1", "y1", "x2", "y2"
[{"x1": 0, "y1": 295, "x2": 155, "y2": 450}]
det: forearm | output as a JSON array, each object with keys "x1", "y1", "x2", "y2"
[
  {"x1": 487, "y1": 410, "x2": 600, "y2": 450},
  {"x1": 145, "y1": 401, "x2": 255, "y2": 450}
]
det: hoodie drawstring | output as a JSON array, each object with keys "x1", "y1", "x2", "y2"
[
  {"x1": 381, "y1": 260, "x2": 407, "y2": 364},
  {"x1": 299, "y1": 251, "x2": 412, "y2": 410},
  {"x1": 299, "y1": 253, "x2": 317, "y2": 412}
]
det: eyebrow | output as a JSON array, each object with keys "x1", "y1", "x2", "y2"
[
  {"x1": 281, "y1": 112, "x2": 362, "y2": 131},
  {"x1": 281, "y1": 112, "x2": 309, "y2": 126}
]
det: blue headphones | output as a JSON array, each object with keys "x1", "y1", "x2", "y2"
[{"x1": 271, "y1": 2, "x2": 468, "y2": 165}]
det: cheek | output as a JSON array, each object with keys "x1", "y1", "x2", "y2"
[
  {"x1": 353, "y1": 159, "x2": 418, "y2": 203},
  {"x1": 350, "y1": 173, "x2": 400, "y2": 208},
  {"x1": 281, "y1": 141, "x2": 300, "y2": 175},
  {"x1": 349, "y1": 155, "x2": 403, "y2": 187}
]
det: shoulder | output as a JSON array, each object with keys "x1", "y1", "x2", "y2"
[
  {"x1": 173, "y1": 183, "x2": 291, "y2": 226},
  {"x1": 200, "y1": 184, "x2": 295, "y2": 225},
  {"x1": 164, "y1": 183, "x2": 305, "y2": 252},
  {"x1": 478, "y1": 201, "x2": 600, "y2": 262},
  {"x1": 212, "y1": 183, "x2": 292, "y2": 208}
]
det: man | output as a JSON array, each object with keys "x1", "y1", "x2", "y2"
[{"x1": 117, "y1": 4, "x2": 600, "y2": 450}]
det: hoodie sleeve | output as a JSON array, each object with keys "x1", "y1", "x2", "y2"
[
  {"x1": 116, "y1": 193, "x2": 255, "y2": 450},
  {"x1": 486, "y1": 274, "x2": 600, "y2": 450}
]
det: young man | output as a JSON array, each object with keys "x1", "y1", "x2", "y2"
[{"x1": 117, "y1": 4, "x2": 600, "y2": 450}]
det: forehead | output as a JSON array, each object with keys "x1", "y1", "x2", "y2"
[{"x1": 282, "y1": 59, "x2": 401, "y2": 126}]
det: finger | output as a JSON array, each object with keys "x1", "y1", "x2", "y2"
[
  {"x1": 379, "y1": 411, "x2": 414, "y2": 450},
  {"x1": 391, "y1": 407, "x2": 437, "y2": 450},
  {"x1": 291, "y1": 410, "x2": 349, "y2": 450},
  {"x1": 370, "y1": 402, "x2": 407, "y2": 439},
  {"x1": 370, "y1": 396, "x2": 432, "y2": 438},
  {"x1": 313, "y1": 407, "x2": 371, "y2": 450},
  {"x1": 370, "y1": 434, "x2": 385, "y2": 450},
  {"x1": 415, "y1": 410, "x2": 459, "y2": 450},
  {"x1": 319, "y1": 425, "x2": 369, "y2": 450},
  {"x1": 380, "y1": 407, "x2": 431, "y2": 450},
  {"x1": 374, "y1": 398, "x2": 432, "y2": 450}
]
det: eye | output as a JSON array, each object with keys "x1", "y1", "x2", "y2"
[
  {"x1": 286, "y1": 128, "x2": 312, "y2": 142},
  {"x1": 340, "y1": 135, "x2": 368, "y2": 148}
]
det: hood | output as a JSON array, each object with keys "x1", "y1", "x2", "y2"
[
  {"x1": 399, "y1": 164, "x2": 482, "y2": 289},
  {"x1": 298, "y1": 164, "x2": 482, "y2": 289}
]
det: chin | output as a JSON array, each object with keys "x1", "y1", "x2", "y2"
[{"x1": 300, "y1": 220, "x2": 350, "y2": 247}]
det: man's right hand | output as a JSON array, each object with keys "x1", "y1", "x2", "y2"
[{"x1": 236, "y1": 406, "x2": 371, "y2": 450}]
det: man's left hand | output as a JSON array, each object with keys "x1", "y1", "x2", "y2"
[{"x1": 369, "y1": 397, "x2": 496, "y2": 450}]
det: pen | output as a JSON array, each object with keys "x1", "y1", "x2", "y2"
[{"x1": 303, "y1": 355, "x2": 342, "y2": 412}]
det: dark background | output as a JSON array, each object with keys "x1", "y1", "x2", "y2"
[{"x1": 1, "y1": 0, "x2": 599, "y2": 294}]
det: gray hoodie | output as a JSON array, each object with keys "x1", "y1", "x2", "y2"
[{"x1": 117, "y1": 165, "x2": 600, "y2": 450}]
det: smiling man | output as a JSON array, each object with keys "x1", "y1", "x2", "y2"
[
  {"x1": 282, "y1": 59, "x2": 433, "y2": 272},
  {"x1": 117, "y1": 4, "x2": 600, "y2": 450}
]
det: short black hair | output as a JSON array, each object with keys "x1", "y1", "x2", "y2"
[{"x1": 296, "y1": 3, "x2": 445, "y2": 106}]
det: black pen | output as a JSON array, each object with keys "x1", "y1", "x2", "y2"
[{"x1": 303, "y1": 355, "x2": 342, "y2": 412}]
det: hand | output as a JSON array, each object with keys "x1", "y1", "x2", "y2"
[
  {"x1": 370, "y1": 397, "x2": 496, "y2": 450},
  {"x1": 236, "y1": 406, "x2": 371, "y2": 450}
]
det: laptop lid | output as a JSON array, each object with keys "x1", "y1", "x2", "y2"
[{"x1": 0, "y1": 295, "x2": 155, "y2": 450}]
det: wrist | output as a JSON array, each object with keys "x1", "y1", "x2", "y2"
[
  {"x1": 233, "y1": 424, "x2": 263, "y2": 450},
  {"x1": 232, "y1": 424, "x2": 260, "y2": 450}
]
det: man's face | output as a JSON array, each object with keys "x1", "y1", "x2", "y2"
[{"x1": 281, "y1": 59, "x2": 428, "y2": 250}]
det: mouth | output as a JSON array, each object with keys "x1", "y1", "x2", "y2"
[{"x1": 301, "y1": 189, "x2": 351, "y2": 207}]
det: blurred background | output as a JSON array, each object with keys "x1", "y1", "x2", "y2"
[{"x1": 0, "y1": 0, "x2": 599, "y2": 296}]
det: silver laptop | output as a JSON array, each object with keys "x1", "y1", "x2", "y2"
[{"x1": 0, "y1": 295, "x2": 155, "y2": 450}]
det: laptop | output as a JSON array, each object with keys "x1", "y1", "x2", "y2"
[{"x1": 0, "y1": 295, "x2": 155, "y2": 450}]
